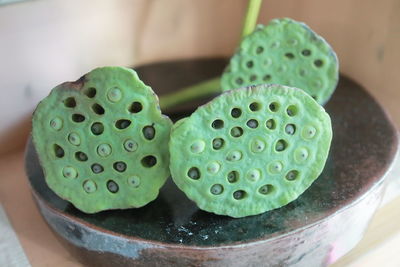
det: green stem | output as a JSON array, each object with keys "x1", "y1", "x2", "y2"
[
  {"x1": 158, "y1": 0, "x2": 263, "y2": 111},
  {"x1": 159, "y1": 77, "x2": 221, "y2": 110},
  {"x1": 241, "y1": 0, "x2": 263, "y2": 39}
]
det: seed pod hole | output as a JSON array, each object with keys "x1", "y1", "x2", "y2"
[
  {"x1": 91, "y1": 122, "x2": 104, "y2": 135},
  {"x1": 233, "y1": 190, "x2": 246, "y2": 200},
  {"x1": 212, "y1": 138, "x2": 225, "y2": 150},
  {"x1": 269, "y1": 102, "x2": 279, "y2": 112},
  {"x1": 190, "y1": 140, "x2": 205, "y2": 154},
  {"x1": 113, "y1": 161, "x2": 127, "y2": 172},
  {"x1": 63, "y1": 97, "x2": 76, "y2": 108},
  {"x1": 84, "y1": 87, "x2": 96, "y2": 98},
  {"x1": 72, "y1": 114, "x2": 85, "y2": 123},
  {"x1": 115, "y1": 119, "x2": 131, "y2": 129},
  {"x1": 50, "y1": 117, "x2": 63, "y2": 131},
  {"x1": 187, "y1": 167, "x2": 200, "y2": 180},
  {"x1": 92, "y1": 103, "x2": 105, "y2": 115},
  {"x1": 68, "y1": 132, "x2": 81, "y2": 146},
  {"x1": 314, "y1": 59, "x2": 324, "y2": 68},
  {"x1": 107, "y1": 87, "x2": 122, "y2": 103},
  {"x1": 75, "y1": 151, "x2": 88, "y2": 161},
  {"x1": 143, "y1": 125, "x2": 156, "y2": 140},
  {"x1": 53, "y1": 144, "x2": 64, "y2": 158},
  {"x1": 259, "y1": 184, "x2": 274, "y2": 195},
  {"x1": 83, "y1": 179, "x2": 97, "y2": 193},
  {"x1": 210, "y1": 184, "x2": 224, "y2": 195},
  {"x1": 275, "y1": 139, "x2": 288, "y2": 152},
  {"x1": 231, "y1": 108, "x2": 242, "y2": 118},
  {"x1": 249, "y1": 75, "x2": 257, "y2": 82},
  {"x1": 226, "y1": 150, "x2": 242, "y2": 161},
  {"x1": 107, "y1": 180, "x2": 119, "y2": 193},
  {"x1": 141, "y1": 155, "x2": 157, "y2": 168},
  {"x1": 91, "y1": 163, "x2": 104, "y2": 174},
  {"x1": 246, "y1": 119, "x2": 259, "y2": 129},
  {"x1": 62, "y1": 166, "x2": 77, "y2": 179},
  {"x1": 263, "y1": 74, "x2": 272, "y2": 81},
  {"x1": 227, "y1": 171, "x2": 239, "y2": 183},
  {"x1": 97, "y1": 144, "x2": 112, "y2": 157},
  {"x1": 301, "y1": 49, "x2": 311, "y2": 56},
  {"x1": 285, "y1": 124, "x2": 296, "y2": 135},
  {"x1": 230, "y1": 127, "x2": 243, "y2": 138},
  {"x1": 287, "y1": 105, "x2": 298, "y2": 116},
  {"x1": 286, "y1": 170, "x2": 299, "y2": 181},
  {"x1": 212, "y1": 119, "x2": 224, "y2": 129},
  {"x1": 128, "y1": 176, "x2": 141, "y2": 188},
  {"x1": 256, "y1": 46, "x2": 264, "y2": 54},
  {"x1": 249, "y1": 102, "x2": 261, "y2": 111},
  {"x1": 129, "y1": 101, "x2": 143, "y2": 113},
  {"x1": 266, "y1": 119, "x2": 276, "y2": 130},
  {"x1": 246, "y1": 61, "x2": 254, "y2": 68},
  {"x1": 236, "y1": 77, "x2": 244, "y2": 85},
  {"x1": 124, "y1": 139, "x2": 138, "y2": 152},
  {"x1": 285, "y1": 52, "x2": 295, "y2": 59}
]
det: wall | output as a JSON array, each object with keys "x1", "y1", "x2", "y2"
[{"x1": 0, "y1": 0, "x2": 399, "y2": 155}]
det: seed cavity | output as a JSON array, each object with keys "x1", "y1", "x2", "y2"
[
  {"x1": 246, "y1": 169, "x2": 261, "y2": 182},
  {"x1": 210, "y1": 184, "x2": 224, "y2": 195},
  {"x1": 64, "y1": 97, "x2": 76, "y2": 108},
  {"x1": 212, "y1": 138, "x2": 225, "y2": 150},
  {"x1": 50, "y1": 117, "x2": 63, "y2": 131},
  {"x1": 251, "y1": 138, "x2": 266, "y2": 153},
  {"x1": 91, "y1": 122, "x2": 104, "y2": 135},
  {"x1": 256, "y1": 46, "x2": 264, "y2": 54},
  {"x1": 107, "y1": 87, "x2": 122, "y2": 102},
  {"x1": 143, "y1": 125, "x2": 156, "y2": 140},
  {"x1": 227, "y1": 171, "x2": 239, "y2": 183},
  {"x1": 259, "y1": 184, "x2": 274, "y2": 195},
  {"x1": 230, "y1": 127, "x2": 243, "y2": 138},
  {"x1": 62, "y1": 166, "x2": 77, "y2": 178},
  {"x1": 91, "y1": 163, "x2": 104, "y2": 174},
  {"x1": 285, "y1": 52, "x2": 295, "y2": 59},
  {"x1": 266, "y1": 119, "x2": 276, "y2": 130},
  {"x1": 68, "y1": 132, "x2": 81, "y2": 146},
  {"x1": 190, "y1": 140, "x2": 205, "y2": 153},
  {"x1": 72, "y1": 114, "x2": 85, "y2": 123},
  {"x1": 250, "y1": 75, "x2": 257, "y2": 82},
  {"x1": 246, "y1": 119, "x2": 259, "y2": 129},
  {"x1": 287, "y1": 105, "x2": 298, "y2": 116},
  {"x1": 233, "y1": 190, "x2": 246, "y2": 200},
  {"x1": 275, "y1": 139, "x2": 288, "y2": 152},
  {"x1": 314, "y1": 59, "x2": 324, "y2": 67},
  {"x1": 83, "y1": 179, "x2": 97, "y2": 193},
  {"x1": 286, "y1": 170, "x2": 299, "y2": 181},
  {"x1": 285, "y1": 124, "x2": 296, "y2": 135},
  {"x1": 302, "y1": 125, "x2": 317, "y2": 140},
  {"x1": 128, "y1": 176, "x2": 141, "y2": 188},
  {"x1": 231, "y1": 108, "x2": 242, "y2": 118},
  {"x1": 269, "y1": 102, "x2": 279, "y2": 112},
  {"x1": 84, "y1": 87, "x2": 96, "y2": 98},
  {"x1": 141, "y1": 155, "x2": 157, "y2": 168},
  {"x1": 246, "y1": 61, "x2": 254, "y2": 68},
  {"x1": 207, "y1": 161, "x2": 221, "y2": 174},
  {"x1": 129, "y1": 101, "x2": 143, "y2": 113},
  {"x1": 226, "y1": 150, "x2": 242, "y2": 161},
  {"x1": 92, "y1": 103, "x2": 105, "y2": 115},
  {"x1": 115, "y1": 119, "x2": 131, "y2": 129},
  {"x1": 268, "y1": 161, "x2": 283, "y2": 174},
  {"x1": 263, "y1": 74, "x2": 272, "y2": 81},
  {"x1": 113, "y1": 161, "x2": 127, "y2": 172},
  {"x1": 75, "y1": 151, "x2": 88, "y2": 161},
  {"x1": 294, "y1": 147, "x2": 309, "y2": 162},
  {"x1": 107, "y1": 180, "x2": 119, "y2": 193},
  {"x1": 188, "y1": 167, "x2": 200, "y2": 180},
  {"x1": 54, "y1": 144, "x2": 64, "y2": 158},
  {"x1": 124, "y1": 139, "x2": 138, "y2": 152},
  {"x1": 97, "y1": 144, "x2": 112, "y2": 157},
  {"x1": 212, "y1": 119, "x2": 224, "y2": 129},
  {"x1": 249, "y1": 102, "x2": 261, "y2": 111},
  {"x1": 236, "y1": 77, "x2": 244, "y2": 85},
  {"x1": 302, "y1": 49, "x2": 311, "y2": 56}
]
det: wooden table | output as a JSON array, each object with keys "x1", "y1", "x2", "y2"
[{"x1": 1, "y1": 149, "x2": 399, "y2": 267}]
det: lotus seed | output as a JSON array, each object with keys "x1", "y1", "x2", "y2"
[
  {"x1": 50, "y1": 117, "x2": 63, "y2": 131},
  {"x1": 275, "y1": 140, "x2": 287, "y2": 152},
  {"x1": 246, "y1": 119, "x2": 258, "y2": 128},
  {"x1": 62, "y1": 166, "x2": 77, "y2": 179},
  {"x1": 114, "y1": 161, "x2": 127, "y2": 172},
  {"x1": 190, "y1": 140, "x2": 205, "y2": 153},
  {"x1": 210, "y1": 184, "x2": 223, "y2": 195},
  {"x1": 188, "y1": 167, "x2": 200, "y2": 180},
  {"x1": 91, "y1": 122, "x2": 104, "y2": 135},
  {"x1": 83, "y1": 180, "x2": 97, "y2": 193},
  {"x1": 285, "y1": 124, "x2": 296, "y2": 135},
  {"x1": 124, "y1": 139, "x2": 138, "y2": 152},
  {"x1": 207, "y1": 161, "x2": 220, "y2": 174},
  {"x1": 294, "y1": 147, "x2": 309, "y2": 162},
  {"x1": 75, "y1": 151, "x2": 88, "y2": 161},
  {"x1": 268, "y1": 161, "x2": 283, "y2": 174},
  {"x1": 128, "y1": 176, "x2": 141, "y2": 188},
  {"x1": 231, "y1": 108, "x2": 242, "y2": 118},
  {"x1": 286, "y1": 170, "x2": 299, "y2": 181},
  {"x1": 246, "y1": 169, "x2": 261, "y2": 182},
  {"x1": 107, "y1": 87, "x2": 122, "y2": 102},
  {"x1": 212, "y1": 138, "x2": 225, "y2": 150},
  {"x1": 107, "y1": 180, "x2": 119, "y2": 193},
  {"x1": 230, "y1": 127, "x2": 243, "y2": 137},
  {"x1": 68, "y1": 132, "x2": 81, "y2": 146},
  {"x1": 97, "y1": 144, "x2": 112, "y2": 157},
  {"x1": 302, "y1": 125, "x2": 317, "y2": 140},
  {"x1": 233, "y1": 190, "x2": 246, "y2": 200},
  {"x1": 143, "y1": 125, "x2": 155, "y2": 140},
  {"x1": 266, "y1": 119, "x2": 276, "y2": 129},
  {"x1": 259, "y1": 184, "x2": 272, "y2": 195},
  {"x1": 227, "y1": 171, "x2": 239, "y2": 183},
  {"x1": 91, "y1": 164, "x2": 104, "y2": 174},
  {"x1": 226, "y1": 150, "x2": 242, "y2": 162},
  {"x1": 251, "y1": 139, "x2": 266, "y2": 153}
]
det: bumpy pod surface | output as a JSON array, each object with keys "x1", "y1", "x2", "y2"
[
  {"x1": 169, "y1": 84, "x2": 332, "y2": 218},
  {"x1": 32, "y1": 67, "x2": 172, "y2": 213},
  {"x1": 221, "y1": 18, "x2": 339, "y2": 105}
]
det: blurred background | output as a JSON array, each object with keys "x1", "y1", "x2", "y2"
[{"x1": 0, "y1": 0, "x2": 399, "y2": 156}]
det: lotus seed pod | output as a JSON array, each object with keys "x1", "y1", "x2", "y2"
[
  {"x1": 32, "y1": 66, "x2": 172, "y2": 213},
  {"x1": 221, "y1": 18, "x2": 339, "y2": 105},
  {"x1": 169, "y1": 84, "x2": 332, "y2": 218}
]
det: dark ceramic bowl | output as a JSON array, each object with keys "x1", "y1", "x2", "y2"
[{"x1": 25, "y1": 58, "x2": 399, "y2": 267}]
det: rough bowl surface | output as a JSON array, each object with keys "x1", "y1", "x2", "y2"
[{"x1": 25, "y1": 58, "x2": 398, "y2": 267}]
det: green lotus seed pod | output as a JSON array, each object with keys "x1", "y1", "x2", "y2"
[
  {"x1": 221, "y1": 18, "x2": 339, "y2": 105},
  {"x1": 169, "y1": 84, "x2": 332, "y2": 218},
  {"x1": 32, "y1": 66, "x2": 172, "y2": 213}
]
